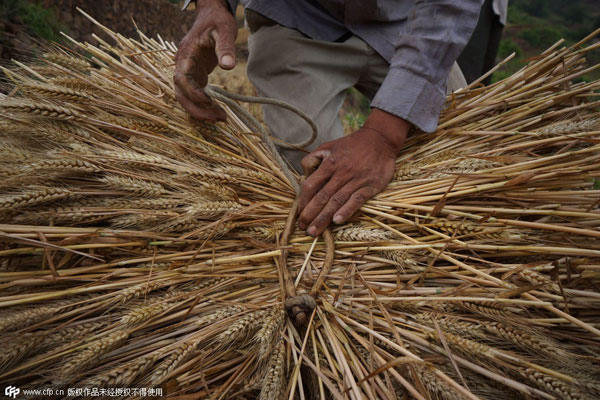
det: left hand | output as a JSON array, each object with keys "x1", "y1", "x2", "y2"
[
  {"x1": 174, "y1": 0, "x2": 237, "y2": 122},
  {"x1": 297, "y1": 109, "x2": 411, "y2": 236}
]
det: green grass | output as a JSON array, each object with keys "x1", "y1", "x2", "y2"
[
  {"x1": 505, "y1": 6, "x2": 535, "y2": 26},
  {"x1": 343, "y1": 112, "x2": 367, "y2": 131},
  {"x1": 498, "y1": 38, "x2": 521, "y2": 60},
  {"x1": 342, "y1": 88, "x2": 370, "y2": 132},
  {"x1": 0, "y1": 0, "x2": 66, "y2": 42},
  {"x1": 491, "y1": 1, "x2": 600, "y2": 84},
  {"x1": 519, "y1": 26, "x2": 566, "y2": 48}
]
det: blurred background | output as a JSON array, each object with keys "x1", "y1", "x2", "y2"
[{"x1": 1, "y1": 0, "x2": 598, "y2": 131}]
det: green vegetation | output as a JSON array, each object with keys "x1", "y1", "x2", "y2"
[
  {"x1": 497, "y1": 38, "x2": 521, "y2": 59},
  {"x1": 343, "y1": 111, "x2": 367, "y2": 131},
  {"x1": 0, "y1": 0, "x2": 66, "y2": 42},
  {"x1": 519, "y1": 25, "x2": 565, "y2": 48},
  {"x1": 492, "y1": 0, "x2": 599, "y2": 83},
  {"x1": 342, "y1": 88, "x2": 370, "y2": 133}
]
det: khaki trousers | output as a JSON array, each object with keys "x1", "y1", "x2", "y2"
[{"x1": 246, "y1": 16, "x2": 466, "y2": 170}]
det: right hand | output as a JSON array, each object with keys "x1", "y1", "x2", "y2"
[{"x1": 174, "y1": 0, "x2": 237, "y2": 121}]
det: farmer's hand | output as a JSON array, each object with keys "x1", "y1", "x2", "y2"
[
  {"x1": 298, "y1": 109, "x2": 410, "y2": 237},
  {"x1": 174, "y1": 0, "x2": 237, "y2": 121}
]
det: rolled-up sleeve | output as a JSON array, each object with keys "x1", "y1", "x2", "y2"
[{"x1": 370, "y1": 0, "x2": 482, "y2": 133}]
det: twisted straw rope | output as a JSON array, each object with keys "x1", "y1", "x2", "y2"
[
  {"x1": 206, "y1": 85, "x2": 334, "y2": 326},
  {"x1": 205, "y1": 85, "x2": 318, "y2": 193}
]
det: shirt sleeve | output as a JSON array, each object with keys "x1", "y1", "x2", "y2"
[{"x1": 370, "y1": 0, "x2": 483, "y2": 133}]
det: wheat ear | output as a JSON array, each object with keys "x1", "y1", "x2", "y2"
[
  {"x1": 259, "y1": 338, "x2": 286, "y2": 400},
  {"x1": 55, "y1": 330, "x2": 129, "y2": 383}
]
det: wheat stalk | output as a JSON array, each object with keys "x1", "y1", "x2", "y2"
[
  {"x1": 0, "y1": 187, "x2": 73, "y2": 210},
  {"x1": 84, "y1": 351, "x2": 162, "y2": 387},
  {"x1": 43, "y1": 52, "x2": 92, "y2": 71},
  {"x1": 147, "y1": 340, "x2": 198, "y2": 384},
  {"x1": 1, "y1": 99, "x2": 84, "y2": 121},
  {"x1": 0, "y1": 16, "x2": 598, "y2": 399},
  {"x1": 255, "y1": 307, "x2": 285, "y2": 360},
  {"x1": 21, "y1": 83, "x2": 94, "y2": 103},
  {"x1": 120, "y1": 300, "x2": 174, "y2": 325},
  {"x1": 55, "y1": 330, "x2": 129, "y2": 383},
  {"x1": 484, "y1": 322, "x2": 561, "y2": 357},
  {"x1": 413, "y1": 364, "x2": 468, "y2": 400},
  {"x1": 217, "y1": 310, "x2": 268, "y2": 346},
  {"x1": 259, "y1": 338, "x2": 286, "y2": 400},
  {"x1": 335, "y1": 224, "x2": 392, "y2": 242},
  {"x1": 414, "y1": 313, "x2": 486, "y2": 339},
  {"x1": 521, "y1": 368, "x2": 585, "y2": 400}
]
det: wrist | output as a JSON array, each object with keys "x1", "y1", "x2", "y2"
[
  {"x1": 363, "y1": 108, "x2": 410, "y2": 156},
  {"x1": 185, "y1": 0, "x2": 228, "y2": 11},
  {"x1": 199, "y1": 0, "x2": 229, "y2": 8}
]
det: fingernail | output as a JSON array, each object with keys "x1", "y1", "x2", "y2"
[
  {"x1": 221, "y1": 55, "x2": 234, "y2": 68},
  {"x1": 307, "y1": 226, "x2": 317, "y2": 236},
  {"x1": 333, "y1": 214, "x2": 343, "y2": 224}
]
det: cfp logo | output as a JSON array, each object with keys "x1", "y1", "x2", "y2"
[{"x1": 4, "y1": 386, "x2": 20, "y2": 399}]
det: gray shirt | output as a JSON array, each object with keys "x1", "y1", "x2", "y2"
[{"x1": 228, "y1": 0, "x2": 483, "y2": 133}]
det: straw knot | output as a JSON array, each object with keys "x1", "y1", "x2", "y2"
[{"x1": 284, "y1": 294, "x2": 316, "y2": 326}]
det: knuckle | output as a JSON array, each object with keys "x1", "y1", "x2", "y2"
[
  {"x1": 365, "y1": 186, "x2": 379, "y2": 197},
  {"x1": 315, "y1": 190, "x2": 330, "y2": 205},
  {"x1": 173, "y1": 74, "x2": 185, "y2": 86},
  {"x1": 325, "y1": 154, "x2": 337, "y2": 166},
  {"x1": 176, "y1": 38, "x2": 190, "y2": 51},
  {"x1": 312, "y1": 215, "x2": 327, "y2": 229},
  {"x1": 338, "y1": 165, "x2": 353, "y2": 176},
  {"x1": 300, "y1": 156, "x2": 311, "y2": 169},
  {"x1": 175, "y1": 91, "x2": 185, "y2": 105},
  {"x1": 301, "y1": 181, "x2": 315, "y2": 194},
  {"x1": 219, "y1": 12, "x2": 237, "y2": 26},
  {"x1": 357, "y1": 177, "x2": 372, "y2": 188},
  {"x1": 217, "y1": 24, "x2": 236, "y2": 40},
  {"x1": 298, "y1": 215, "x2": 310, "y2": 229},
  {"x1": 330, "y1": 192, "x2": 347, "y2": 208},
  {"x1": 185, "y1": 28, "x2": 213, "y2": 48},
  {"x1": 352, "y1": 191, "x2": 366, "y2": 203}
]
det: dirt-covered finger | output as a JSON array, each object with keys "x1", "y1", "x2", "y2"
[
  {"x1": 332, "y1": 187, "x2": 375, "y2": 225},
  {"x1": 306, "y1": 183, "x2": 357, "y2": 236},
  {"x1": 211, "y1": 28, "x2": 236, "y2": 69},
  {"x1": 298, "y1": 173, "x2": 349, "y2": 233},
  {"x1": 175, "y1": 85, "x2": 226, "y2": 122}
]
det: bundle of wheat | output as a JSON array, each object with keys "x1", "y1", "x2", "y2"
[{"x1": 1, "y1": 11, "x2": 599, "y2": 400}]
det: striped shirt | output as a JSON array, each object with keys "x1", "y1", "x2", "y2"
[{"x1": 228, "y1": 0, "x2": 483, "y2": 132}]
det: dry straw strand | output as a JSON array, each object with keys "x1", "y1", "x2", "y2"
[{"x1": 0, "y1": 16, "x2": 599, "y2": 400}]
